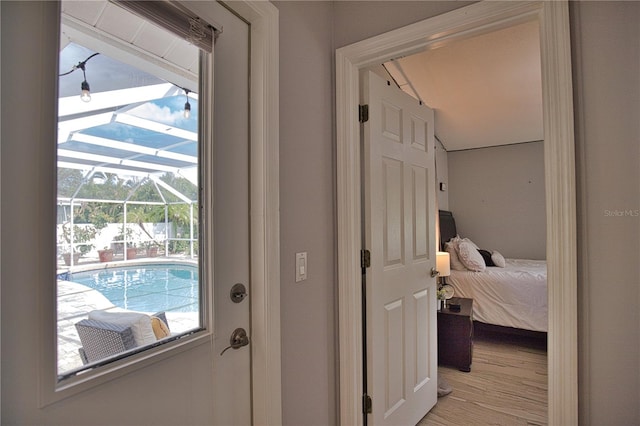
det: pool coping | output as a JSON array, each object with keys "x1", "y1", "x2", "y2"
[{"x1": 57, "y1": 257, "x2": 198, "y2": 276}]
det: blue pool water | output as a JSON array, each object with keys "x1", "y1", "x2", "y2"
[{"x1": 71, "y1": 264, "x2": 199, "y2": 313}]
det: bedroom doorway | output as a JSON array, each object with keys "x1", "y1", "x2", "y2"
[{"x1": 336, "y1": 2, "x2": 577, "y2": 425}]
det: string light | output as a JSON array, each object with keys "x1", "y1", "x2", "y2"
[
  {"x1": 183, "y1": 89, "x2": 191, "y2": 119},
  {"x1": 59, "y1": 52, "x2": 100, "y2": 103},
  {"x1": 79, "y1": 63, "x2": 91, "y2": 102}
]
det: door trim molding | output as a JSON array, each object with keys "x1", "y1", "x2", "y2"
[
  {"x1": 225, "y1": 2, "x2": 282, "y2": 425},
  {"x1": 187, "y1": 1, "x2": 282, "y2": 423},
  {"x1": 336, "y1": 2, "x2": 577, "y2": 425}
]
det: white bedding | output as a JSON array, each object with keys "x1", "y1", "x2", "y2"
[{"x1": 447, "y1": 258, "x2": 547, "y2": 332}]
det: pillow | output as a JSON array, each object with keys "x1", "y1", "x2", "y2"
[
  {"x1": 477, "y1": 249, "x2": 495, "y2": 267},
  {"x1": 491, "y1": 250, "x2": 506, "y2": 268},
  {"x1": 151, "y1": 316, "x2": 171, "y2": 339},
  {"x1": 461, "y1": 237, "x2": 479, "y2": 250},
  {"x1": 457, "y1": 241, "x2": 486, "y2": 272},
  {"x1": 445, "y1": 241, "x2": 466, "y2": 271},
  {"x1": 88, "y1": 310, "x2": 157, "y2": 346}
]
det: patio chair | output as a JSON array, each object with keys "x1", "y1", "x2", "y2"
[{"x1": 75, "y1": 311, "x2": 170, "y2": 365}]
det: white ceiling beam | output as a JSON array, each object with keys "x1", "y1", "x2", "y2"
[
  {"x1": 58, "y1": 149, "x2": 182, "y2": 174},
  {"x1": 57, "y1": 161, "x2": 155, "y2": 178},
  {"x1": 58, "y1": 83, "x2": 175, "y2": 117},
  {"x1": 58, "y1": 112, "x2": 113, "y2": 143},
  {"x1": 149, "y1": 175, "x2": 193, "y2": 203},
  {"x1": 68, "y1": 133, "x2": 197, "y2": 164},
  {"x1": 58, "y1": 162, "x2": 196, "y2": 185},
  {"x1": 114, "y1": 113, "x2": 197, "y2": 141}
]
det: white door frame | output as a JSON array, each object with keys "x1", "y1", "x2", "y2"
[
  {"x1": 336, "y1": 2, "x2": 577, "y2": 425},
  {"x1": 184, "y1": 1, "x2": 282, "y2": 424},
  {"x1": 227, "y1": 2, "x2": 282, "y2": 424}
]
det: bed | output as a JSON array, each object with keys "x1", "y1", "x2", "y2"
[{"x1": 439, "y1": 210, "x2": 548, "y2": 333}]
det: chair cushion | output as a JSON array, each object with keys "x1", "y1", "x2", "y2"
[
  {"x1": 151, "y1": 315, "x2": 171, "y2": 339},
  {"x1": 88, "y1": 310, "x2": 157, "y2": 346}
]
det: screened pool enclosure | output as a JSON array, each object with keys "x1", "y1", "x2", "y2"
[{"x1": 57, "y1": 42, "x2": 200, "y2": 268}]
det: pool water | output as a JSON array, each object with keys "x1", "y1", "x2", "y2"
[{"x1": 71, "y1": 264, "x2": 199, "y2": 313}]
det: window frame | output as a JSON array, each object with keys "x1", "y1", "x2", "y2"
[{"x1": 47, "y1": 6, "x2": 214, "y2": 402}]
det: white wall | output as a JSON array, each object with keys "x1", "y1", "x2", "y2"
[
  {"x1": 435, "y1": 138, "x2": 449, "y2": 211},
  {"x1": 571, "y1": 2, "x2": 640, "y2": 424},
  {"x1": 273, "y1": 2, "x2": 336, "y2": 425},
  {"x1": 448, "y1": 141, "x2": 546, "y2": 259}
]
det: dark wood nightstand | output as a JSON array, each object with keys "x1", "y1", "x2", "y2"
[{"x1": 437, "y1": 297, "x2": 473, "y2": 372}]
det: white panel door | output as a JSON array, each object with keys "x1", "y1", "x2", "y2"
[{"x1": 363, "y1": 71, "x2": 437, "y2": 425}]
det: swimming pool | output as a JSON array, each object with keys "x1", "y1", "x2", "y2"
[{"x1": 70, "y1": 263, "x2": 199, "y2": 313}]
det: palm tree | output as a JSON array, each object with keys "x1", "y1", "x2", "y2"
[{"x1": 126, "y1": 205, "x2": 164, "y2": 248}]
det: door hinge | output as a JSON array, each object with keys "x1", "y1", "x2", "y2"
[
  {"x1": 363, "y1": 393, "x2": 372, "y2": 414},
  {"x1": 361, "y1": 249, "x2": 371, "y2": 269},
  {"x1": 359, "y1": 104, "x2": 369, "y2": 123}
]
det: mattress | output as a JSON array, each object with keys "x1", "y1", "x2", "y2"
[{"x1": 447, "y1": 259, "x2": 547, "y2": 332}]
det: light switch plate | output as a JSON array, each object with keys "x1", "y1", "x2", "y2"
[{"x1": 295, "y1": 252, "x2": 307, "y2": 282}]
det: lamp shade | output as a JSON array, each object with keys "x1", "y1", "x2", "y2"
[{"x1": 436, "y1": 251, "x2": 451, "y2": 277}]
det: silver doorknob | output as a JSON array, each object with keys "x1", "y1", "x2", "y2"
[
  {"x1": 220, "y1": 327, "x2": 250, "y2": 355},
  {"x1": 430, "y1": 267, "x2": 439, "y2": 278}
]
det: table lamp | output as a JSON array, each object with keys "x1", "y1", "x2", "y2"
[{"x1": 436, "y1": 251, "x2": 450, "y2": 286}]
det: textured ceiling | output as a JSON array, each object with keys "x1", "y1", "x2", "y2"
[{"x1": 384, "y1": 20, "x2": 543, "y2": 152}]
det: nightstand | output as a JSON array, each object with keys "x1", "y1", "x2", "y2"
[{"x1": 437, "y1": 297, "x2": 473, "y2": 372}]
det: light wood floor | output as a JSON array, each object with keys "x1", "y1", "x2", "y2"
[{"x1": 419, "y1": 329, "x2": 547, "y2": 426}]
